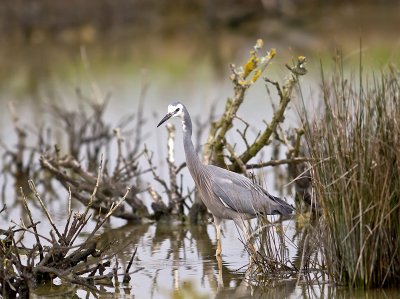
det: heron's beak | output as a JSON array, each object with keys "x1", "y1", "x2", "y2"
[{"x1": 157, "y1": 112, "x2": 173, "y2": 127}]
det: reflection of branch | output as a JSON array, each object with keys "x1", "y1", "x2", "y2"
[
  {"x1": 123, "y1": 247, "x2": 137, "y2": 283},
  {"x1": 8, "y1": 102, "x2": 27, "y2": 160},
  {"x1": 1, "y1": 102, "x2": 35, "y2": 196}
]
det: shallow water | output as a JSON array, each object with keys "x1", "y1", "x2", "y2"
[
  {"x1": 28, "y1": 218, "x2": 301, "y2": 298},
  {"x1": 28, "y1": 219, "x2": 400, "y2": 298}
]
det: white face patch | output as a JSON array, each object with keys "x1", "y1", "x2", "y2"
[{"x1": 167, "y1": 103, "x2": 184, "y2": 118}]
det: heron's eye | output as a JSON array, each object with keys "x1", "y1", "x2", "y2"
[{"x1": 175, "y1": 108, "x2": 180, "y2": 113}]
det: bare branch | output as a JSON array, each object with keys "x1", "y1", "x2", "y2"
[{"x1": 246, "y1": 157, "x2": 311, "y2": 169}]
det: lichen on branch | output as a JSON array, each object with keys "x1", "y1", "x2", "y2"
[
  {"x1": 203, "y1": 39, "x2": 277, "y2": 167},
  {"x1": 204, "y1": 40, "x2": 307, "y2": 173}
]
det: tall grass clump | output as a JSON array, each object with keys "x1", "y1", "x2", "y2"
[{"x1": 303, "y1": 64, "x2": 400, "y2": 288}]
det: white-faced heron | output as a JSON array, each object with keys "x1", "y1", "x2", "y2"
[{"x1": 157, "y1": 102, "x2": 294, "y2": 256}]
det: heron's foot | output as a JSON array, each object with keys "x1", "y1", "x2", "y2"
[{"x1": 216, "y1": 239, "x2": 222, "y2": 256}]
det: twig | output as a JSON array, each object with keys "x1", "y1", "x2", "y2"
[
  {"x1": 83, "y1": 154, "x2": 103, "y2": 218},
  {"x1": 0, "y1": 203, "x2": 6, "y2": 214},
  {"x1": 40, "y1": 154, "x2": 145, "y2": 220},
  {"x1": 144, "y1": 146, "x2": 170, "y2": 195},
  {"x1": 28, "y1": 180, "x2": 64, "y2": 244},
  {"x1": 225, "y1": 144, "x2": 247, "y2": 174},
  {"x1": 10, "y1": 220, "x2": 53, "y2": 243},
  {"x1": 81, "y1": 187, "x2": 131, "y2": 247},
  {"x1": 75, "y1": 261, "x2": 111, "y2": 276},
  {"x1": 20, "y1": 187, "x2": 44, "y2": 260},
  {"x1": 113, "y1": 128, "x2": 124, "y2": 177},
  {"x1": 234, "y1": 115, "x2": 251, "y2": 150},
  {"x1": 246, "y1": 157, "x2": 311, "y2": 169},
  {"x1": 62, "y1": 187, "x2": 74, "y2": 242}
]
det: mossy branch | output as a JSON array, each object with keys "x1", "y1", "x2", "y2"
[
  {"x1": 203, "y1": 39, "x2": 276, "y2": 167},
  {"x1": 203, "y1": 40, "x2": 307, "y2": 173},
  {"x1": 235, "y1": 60, "x2": 306, "y2": 170}
]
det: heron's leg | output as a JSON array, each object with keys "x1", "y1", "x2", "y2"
[
  {"x1": 216, "y1": 254, "x2": 224, "y2": 290},
  {"x1": 214, "y1": 216, "x2": 222, "y2": 256}
]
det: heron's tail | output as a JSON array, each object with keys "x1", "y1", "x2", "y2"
[{"x1": 266, "y1": 193, "x2": 295, "y2": 215}]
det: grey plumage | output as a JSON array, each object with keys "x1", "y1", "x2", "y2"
[{"x1": 157, "y1": 101, "x2": 293, "y2": 256}]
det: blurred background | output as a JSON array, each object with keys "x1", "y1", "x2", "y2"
[
  {"x1": 0, "y1": 0, "x2": 399, "y2": 204},
  {"x1": 0, "y1": 0, "x2": 399, "y2": 104},
  {"x1": 1, "y1": 0, "x2": 399, "y2": 209}
]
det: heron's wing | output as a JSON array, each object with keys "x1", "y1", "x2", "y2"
[{"x1": 208, "y1": 165, "x2": 293, "y2": 216}]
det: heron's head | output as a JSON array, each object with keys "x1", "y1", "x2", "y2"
[{"x1": 157, "y1": 102, "x2": 184, "y2": 127}]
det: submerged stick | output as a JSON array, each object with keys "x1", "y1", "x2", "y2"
[{"x1": 123, "y1": 247, "x2": 138, "y2": 283}]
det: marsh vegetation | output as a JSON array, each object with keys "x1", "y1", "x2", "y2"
[{"x1": 303, "y1": 62, "x2": 400, "y2": 288}]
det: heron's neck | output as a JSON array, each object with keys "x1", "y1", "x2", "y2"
[{"x1": 182, "y1": 114, "x2": 203, "y2": 181}]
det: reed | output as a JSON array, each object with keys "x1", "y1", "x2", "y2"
[{"x1": 303, "y1": 63, "x2": 400, "y2": 287}]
